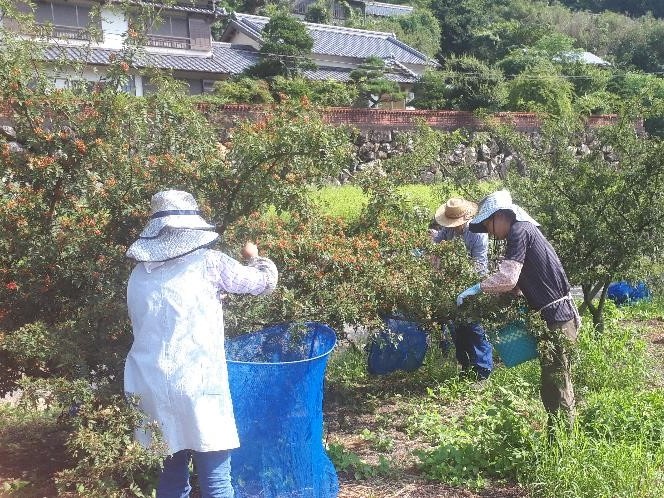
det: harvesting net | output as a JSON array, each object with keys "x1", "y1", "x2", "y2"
[
  {"x1": 226, "y1": 322, "x2": 338, "y2": 498},
  {"x1": 366, "y1": 316, "x2": 428, "y2": 375},
  {"x1": 607, "y1": 281, "x2": 651, "y2": 305}
]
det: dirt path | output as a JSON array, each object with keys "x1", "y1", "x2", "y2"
[{"x1": 0, "y1": 409, "x2": 71, "y2": 498}]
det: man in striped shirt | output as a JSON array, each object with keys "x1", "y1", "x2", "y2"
[{"x1": 457, "y1": 190, "x2": 580, "y2": 433}]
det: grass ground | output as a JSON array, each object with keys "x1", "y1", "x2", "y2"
[
  {"x1": 326, "y1": 297, "x2": 664, "y2": 498},
  {"x1": 0, "y1": 299, "x2": 662, "y2": 497}
]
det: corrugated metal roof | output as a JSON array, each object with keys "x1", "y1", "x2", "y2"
[
  {"x1": 364, "y1": 2, "x2": 413, "y2": 17},
  {"x1": 229, "y1": 13, "x2": 435, "y2": 66}
]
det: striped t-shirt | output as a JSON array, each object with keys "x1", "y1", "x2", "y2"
[{"x1": 505, "y1": 222, "x2": 576, "y2": 325}]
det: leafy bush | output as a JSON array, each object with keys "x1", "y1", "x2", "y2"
[
  {"x1": 0, "y1": 35, "x2": 351, "y2": 494},
  {"x1": 505, "y1": 62, "x2": 574, "y2": 115},
  {"x1": 271, "y1": 76, "x2": 358, "y2": 107},
  {"x1": 412, "y1": 57, "x2": 506, "y2": 111},
  {"x1": 212, "y1": 77, "x2": 275, "y2": 104}
]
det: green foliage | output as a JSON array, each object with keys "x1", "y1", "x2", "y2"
[
  {"x1": 412, "y1": 57, "x2": 506, "y2": 111},
  {"x1": 579, "y1": 389, "x2": 664, "y2": 448},
  {"x1": 326, "y1": 443, "x2": 392, "y2": 480},
  {"x1": 431, "y1": 0, "x2": 512, "y2": 61},
  {"x1": 212, "y1": 77, "x2": 275, "y2": 104},
  {"x1": 271, "y1": 76, "x2": 358, "y2": 107},
  {"x1": 502, "y1": 114, "x2": 664, "y2": 328},
  {"x1": 416, "y1": 381, "x2": 542, "y2": 487},
  {"x1": 557, "y1": 0, "x2": 664, "y2": 19},
  {"x1": 246, "y1": 12, "x2": 316, "y2": 79},
  {"x1": 530, "y1": 425, "x2": 664, "y2": 498},
  {"x1": 353, "y1": 9, "x2": 442, "y2": 58},
  {"x1": 505, "y1": 62, "x2": 575, "y2": 115},
  {"x1": 574, "y1": 320, "x2": 648, "y2": 394},
  {"x1": 304, "y1": 1, "x2": 330, "y2": 24},
  {"x1": 349, "y1": 56, "x2": 404, "y2": 108}
]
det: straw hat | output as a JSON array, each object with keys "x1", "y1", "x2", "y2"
[
  {"x1": 434, "y1": 198, "x2": 479, "y2": 228},
  {"x1": 126, "y1": 190, "x2": 219, "y2": 262},
  {"x1": 469, "y1": 190, "x2": 540, "y2": 233}
]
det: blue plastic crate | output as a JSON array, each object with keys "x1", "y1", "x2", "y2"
[{"x1": 493, "y1": 320, "x2": 538, "y2": 368}]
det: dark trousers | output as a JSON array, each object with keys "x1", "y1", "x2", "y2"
[{"x1": 449, "y1": 321, "x2": 493, "y2": 379}]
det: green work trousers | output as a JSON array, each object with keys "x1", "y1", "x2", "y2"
[{"x1": 539, "y1": 319, "x2": 578, "y2": 433}]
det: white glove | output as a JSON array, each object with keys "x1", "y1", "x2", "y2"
[{"x1": 456, "y1": 283, "x2": 481, "y2": 307}]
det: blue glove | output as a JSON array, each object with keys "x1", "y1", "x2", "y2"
[{"x1": 456, "y1": 283, "x2": 481, "y2": 307}]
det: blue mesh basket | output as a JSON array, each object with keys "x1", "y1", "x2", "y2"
[
  {"x1": 226, "y1": 322, "x2": 338, "y2": 498},
  {"x1": 493, "y1": 320, "x2": 538, "y2": 368}
]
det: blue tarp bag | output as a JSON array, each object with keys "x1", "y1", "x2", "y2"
[
  {"x1": 367, "y1": 317, "x2": 428, "y2": 375},
  {"x1": 226, "y1": 323, "x2": 338, "y2": 498},
  {"x1": 607, "y1": 281, "x2": 651, "y2": 305}
]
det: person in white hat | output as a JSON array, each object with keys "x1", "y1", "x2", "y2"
[
  {"x1": 124, "y1": 190, "x2": 278, "y2": 497},
  {"x1": 430, "y1": 197, "x2": 493, "y2": 380},
  {"x1": 458, "y1": 189, "x2": 579, "y2": 433}
]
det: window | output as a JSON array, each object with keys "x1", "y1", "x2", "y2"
[
  {"x1": 148, "y1": 16, "x2": 189, "y2": 38},
  {"x1": 145, "y1": 15, "x2": 191, "y2": 49},
  {"x1": 36, "y1": 2, "x2": 91, "y2": 28},
  {"x1": 35, "y1": 1, "x2": 95, "y2": 41}
]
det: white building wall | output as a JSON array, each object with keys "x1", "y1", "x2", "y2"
[{"x1": 100, "y1": 6, "x2": 128, "y2": 50}]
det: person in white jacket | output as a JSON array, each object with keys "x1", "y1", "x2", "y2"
[{"x1": 125, "y1": 190, "x2": 278, "y2": 498}]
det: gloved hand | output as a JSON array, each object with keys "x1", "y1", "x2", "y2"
[{"x1": 456, "y1": 283, "x2": 481, "y2": 307}]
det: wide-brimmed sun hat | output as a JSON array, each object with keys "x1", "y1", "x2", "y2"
[
  {"x1": 126, "y1": 190, "x2": 219, "y2": 262},
  {"x1": 469, "y1": 190, "x2": 540, "y2": 233},
  {"x1": 434, "y1": 197, "x2": 478, "y2": 228}
]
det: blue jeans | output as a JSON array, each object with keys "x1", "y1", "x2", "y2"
[
  {"x1": 157, "y1": 449, "x2": 234, "y2": 498},
  {"x1": 449, "y1": 322, "x2": 493, "y2": 379}
]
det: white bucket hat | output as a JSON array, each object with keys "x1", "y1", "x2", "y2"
[
  {"x1": 469, "y1": 190, "x2": 540, "y2": 233},
  {"x1": 126, "y1": 190, "x2": 219, "y2": 262}
]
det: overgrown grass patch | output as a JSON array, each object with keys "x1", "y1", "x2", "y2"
[{"x1": 329, "y1": 316, "x2": 664, "y2": 494}]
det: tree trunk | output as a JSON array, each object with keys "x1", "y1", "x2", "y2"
[{"x1": 582, "y1": 278, "x2": 611, "y2": 334}]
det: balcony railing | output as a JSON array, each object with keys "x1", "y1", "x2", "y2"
[
  {"x1": 37, "y1": 24, "x2": 95, "y2": 41},
  {"x1": 146, "y1": 34, "x2": 191, "y2": 50}
]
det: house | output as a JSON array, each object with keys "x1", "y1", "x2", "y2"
[
  {"x1": 1, "y1": 2, "x2": 434, "y2": 99},
  {"x1": 2, "y1": 0, "x2": 225, "y2": 95},
  {"x1": 219, "y1": 12, "x2": 436, "y2": 99}
]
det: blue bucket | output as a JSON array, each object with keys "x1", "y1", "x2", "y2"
[{"x1": 493, "y1": 320, "x2": 538, "y2": 367}]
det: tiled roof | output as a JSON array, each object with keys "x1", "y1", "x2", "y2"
[
  {"x1": 108, "y1": 0, "x2": 218, "y2": 16},
  {"x1": 226, "y1": 13, "x2": 436, "y2": 66},
  {"x1": 364, "y1": 2, "x2": 414, "y2": 17},
  {"x1": 40, "y1": 43, "x2": 418, "y2": 83},
  {"x1": 42, "y1": 45, "x2": 223, "y2": 73},
  {"x1": 302, "y1": 64, "x2": 417, "y2": 84}
]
